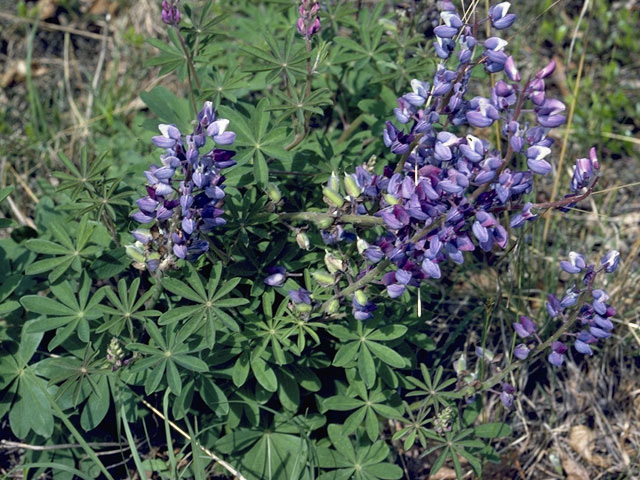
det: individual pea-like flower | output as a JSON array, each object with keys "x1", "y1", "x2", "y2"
[
  {"x1": 500, "y1": 382, "x2": 515, "y2": 408},
  {"x1": 264, "y1": 266, "x2": 287, "y2": 287},
  {"x1": 560, "y1": 251, "x2": 587, "y2": 274},
  {"x1": 434, "y1": 10, "x2": 462, "y2": 38},
  {"x1": 514, "y1": 343, "x2": 530, "y2": 360},
  {"x1": 504, "y1": 56, "x2": 520, "y2": 81},
  {"x1": 526, "y1": 145, "x2": 553, "y2": 175},
  {"x1": 513, "y1": 316, "x2": 536, "y2": 338},
  {"x1": 548, "y1": 341, "x2": 568, "y2": 366},
  {"x1": 535, "y1": 98, "x2": 566, "y2": 128},
  {"x1": 546, "y1": 294, "x2": 563, "y2": 318},
  {"x1": 489, "y1": 2, "x2": 516, "y2": 29},
  {"x1": 560, "y1": 287, "x2": 580, "y2": 308},
  {"x1": 510, "y1": 202, "x2": 537, "y2": 228},
  {"x1": 536, "y1": 59, "x2": 556, "y2": 79},
  {"x1": 591, "y1": 289, "x2": 610, "y2": 316},
  {"x1": 352, "y1": 290, "x2": 377, "y2": 320},
  {"x1": 570, "y1": 147, "x2": 600, "y2": 191},
  {"x1": 601, "y1": 250, "x2": 620, "y2": 273},
  {"x1": 483, "y1": 36, "x2": 509, "y2": 73},
  {"x1": 466, "y1": 96, "x2": 500, "y2": 127},
  {"x1": 382, "y1": 268, "x2": 413, "y2": 298},
  {"x1": 574, "y1": 330, "x2": 596, "y2": 355},
  {"x1": 289, "y1": 288, "x2": 312, "y2": 305}
]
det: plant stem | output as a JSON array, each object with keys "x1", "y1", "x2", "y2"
[
  {"x1": 173, "y1": 25, "x2": 201, "y2": 115},
  {"x1": 279, "y1": 211, "x2": 383, "y2": 226},
  {"x1": 458, "y1": 301, "x2": 584, "y2": 398}
]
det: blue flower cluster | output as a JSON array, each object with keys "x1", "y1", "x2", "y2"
[
  {"x1": 313, "y1": 2, "x2": 599, "y2": 316},
  {"x1": 130, "y1": 101, "x2": 236, "y2": 271},
  {"x1": 544, "y1": 250, "x2": 620, "y2": 365}
]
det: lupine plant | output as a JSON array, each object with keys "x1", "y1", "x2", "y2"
[{"x1": 0, "y1": 1, "x2": 628, "y2": 479}]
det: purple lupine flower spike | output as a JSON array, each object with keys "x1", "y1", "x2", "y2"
[
  {"x1": 161, "y1": 0, "x2": 181, "y2": 25},
  {"x1": 297, "y1": 0, "x2": 320, "y2": 40},
  {"x1": 130, "y1": 102, "x2": 236, "y2": 271}
]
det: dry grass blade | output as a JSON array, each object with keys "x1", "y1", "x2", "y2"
[
  {"x1": 140, "y1": 398, "x2": 248, "y2": 480},
  {"x1": 542, "y1": 5, "x2": 591, "y2": 243}
]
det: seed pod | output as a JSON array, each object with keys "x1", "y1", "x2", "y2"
[{"x1": 266, "y1": 182, "x2": 282, "y2": 203}]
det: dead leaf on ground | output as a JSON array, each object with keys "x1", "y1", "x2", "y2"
[
  {"x1": 568, "y1": 425, "x2": 610, "y2": 468},
  {"x1": 429, "y1": 467, "x2": 457, "y2": 479},
  {"x1": 1, "y1": 61, "x2": 49, "y2": 88},
  {"x1": 561, "y1": 454, "x2": 590, "y2": 480},
  {"x1": 36, "y1": 0, "x2": 58, "y2": 19}
]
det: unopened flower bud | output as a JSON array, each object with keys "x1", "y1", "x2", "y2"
[
  {"x1": 344, "y1": 174, "x2": 362, "y2": 199},
  {"x1": 453, "y1": 354, "x2": 467, "y2": 375},
  {"x1": 312, "y1": 270, "x2": 335, "y2": 287},
  {"x1": 356, "y1": 238, "x2": 369, "y2": 255},
  {"x1": 296, "y1": 303, "x2": 313, "y2": 313},
  {"x1": 383, "y1": 193, "x2": 402, "y2": 206},
  {"x1": 324, "y1": 251, "x2": 344, "y2": 273},
  {"x1": 266, "y1": 182, "x2": 282, "y2": 203},
  {"x1": 125, "y1": 245, "x2": 146, "y2": 263},
  {"x1": 296, "y1": 231, "x2": 310, "y2": 250},
  {"x1": 327, "y1": 171, "x2": 340, "y2": 192},
  {"x1": 315, "y1": 216, "x2": 334, "y2": 229},
  {"x1": 354, "y1": 290, "x2": 368, "y2": 307},
  {"x1": 325, "y1": 298, "x2": 339, "y2": 315},
  {"x1": 323, "y1": 187, "x2": 345, "y2": 208}
]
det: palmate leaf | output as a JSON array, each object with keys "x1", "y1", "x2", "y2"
[
  {"x1": 329, "y1": 321, "x2": 408, "y2": 388},
  {"x1": 97, "y1": 277, "x2": 161, "y2": 337},
  {"x1": 270, "y1": 87, "x2": 333, "y2": 124},
  {"x1": 0, "y1": 321, "x2": 52, "y2": 439},
  {"x1": 128, "y1": 321, "x2": 209, "y2": 395},
  {"x1": 59, "y1": 177, "x2": 131, "y2": 222},
  {"x1": 419, "y1": 428, "x2": 486, "y2": 479},
  {"x1": 42, "y1": 342, "x2": 105, "y2": 414},
  {"x1": 21, "y1": 273, "x2": 105, "y2": 350},
  {"x1": 316, "y1": 425, "x2": 402, "y2": 480},
  {"x1": 240, "y1": 29, "x2": 308, "y2": 85},
  {"x1": 159, "y1": 263, "x2": 248, "y2": 347},
  {"x1": 405, "y1": 364, "x2": 460, "y2": 411},
  {"x1": 218, "y1": 99, "x2": 292, "y2": 188},
  {"x1": 202, "y1": 66, "x2": 251, "y2": 107},
  {"x1": 323, "y1": 382, "x2": 402, "y2": 441},
  {"x1": 144, "y1": 30, "x2": 186, "y2": 76},
  {"x1": 25, "y1": 215, "x2": 101, "y2": 283},
  {"x1": 216, "y1": 420, "x2": 309, "y2": 480},
  {"x1": 53, "y1": 149, "x2": 110, "y2": 199}
]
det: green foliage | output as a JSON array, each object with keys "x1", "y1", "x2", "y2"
[{"x1": 5, "y1": 0, "x2": 628, "y2": 478}]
